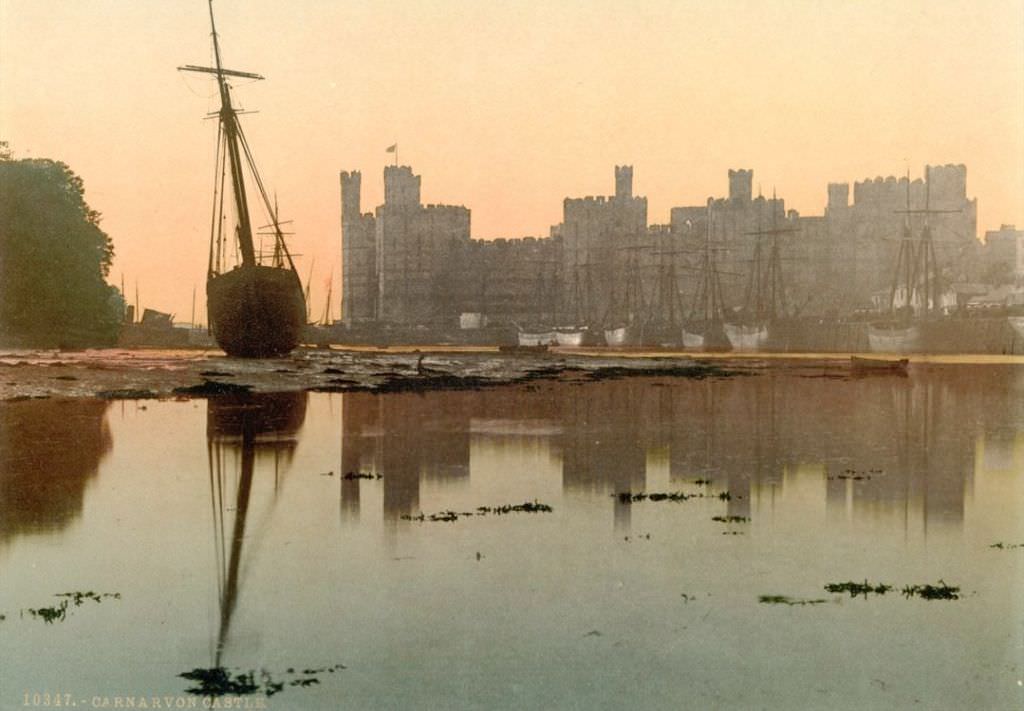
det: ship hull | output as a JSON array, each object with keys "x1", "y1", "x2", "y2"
[
  {"x1": 554, "y1": 329, "x2": 586, "y2": 347},
  {"x1": 604, "y1": 325, "x2": 640, "y2": 347},
  {"x1": 207, "y1": 265, "x2": 305, "y2": 358},
  {"x1": 724, "y1": 322, "x2": 768, "y2": 352},
  {"x1": 867, "y1": 323, "x2": 921, "y2": 354},
  {"x1": 683, "y1": 321, "x2": 731, "y2": 352},
  {"x1": 518, "y1": 330, "x2": 556, "y2": 347}
]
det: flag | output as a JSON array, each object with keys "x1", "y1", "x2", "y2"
[{"x1": 385, "y1": 144, "x2": 397, "y2": 153}]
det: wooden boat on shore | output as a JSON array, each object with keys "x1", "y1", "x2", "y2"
[
  {"x1": 180, "y1": 1, "x2": 305, "y2": 358},
  {"x1": 851, "y1": 355, "x2": 909, "y2": 375}
]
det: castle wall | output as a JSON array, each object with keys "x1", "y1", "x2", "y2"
[{"x1": 342, "y1": 162, "x2": 983, "y2": 332}]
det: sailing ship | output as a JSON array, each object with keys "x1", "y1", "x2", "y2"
[
  {"x1": 603, "y1": 244, "x2": 648, "y2": 347},
  {"x1": 180, "y1": 1, "x2": 305, "y2": 358},
  {"x1": 724, "y1": 193, "x2": 791, "y2": 352},
  {"x1": 868, "y1": 168, "x2": 956, "y2": 354},
  {"x1": 516, "y1": 259, "x2": 560, "y2": 346},
  {"x1": 682, "y1": 199, "x2": 731, "y2": 351}
]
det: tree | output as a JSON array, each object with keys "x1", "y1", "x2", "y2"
[{"x1": 0, "y1": 147, "x2": 122, "y2": 347}]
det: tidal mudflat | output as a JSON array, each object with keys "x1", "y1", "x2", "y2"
[{"x1": 1, "y1": 358, "x2": 1022, "y2": 709}]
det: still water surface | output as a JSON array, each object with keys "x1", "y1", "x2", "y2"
[{"x1": 1, "y1": 367, "x2": 1022, "y2": 709}]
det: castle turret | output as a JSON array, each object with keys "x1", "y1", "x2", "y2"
[
  {"x1": 615, "y1": 165, "x2": 633, "y2": 200},
  {"x1": 384, "y1": 165, "x2": 421, "y2": 209},
  {"x1": 728, "y1": 169, "x2": 753, "y2": 203},
  {"x1": 341, "y1": 170, "x2": 362, "y2": 221}
]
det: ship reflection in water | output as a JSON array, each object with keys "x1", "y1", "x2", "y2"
[{"x1": 1, "y1": 368, "x2": 1022, "y2": 709}]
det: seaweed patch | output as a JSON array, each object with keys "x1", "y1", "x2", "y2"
[
  {"x1": 823, "y1": 580, "x2": 893, "y2": 598},
  {"x1": 24, "y1": 591, "x2": 120, "y2": 623},
  {"x1": 901, "y1": 581, "x2": 960, "y2": 600},
  {"x1": 402, "y1": 500, "x2": 553, "y2": 522},
  {"x1": 758, "y1": 595, "x2": 827, "y2": 606},
  {"x1": 180, "y1": 664, "x2": 347, "y2": 697}
]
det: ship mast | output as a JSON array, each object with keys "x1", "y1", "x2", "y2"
[{"x1": 180, "y1": 0, "x2": 297, "y2": 276}]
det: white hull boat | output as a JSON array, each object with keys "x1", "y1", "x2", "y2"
[{"x1": 724, "y1": 322, "x2": 768, "y2": 352}]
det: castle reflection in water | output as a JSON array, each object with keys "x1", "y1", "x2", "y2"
[
  {"x1": 2, "y1": 366, "x2": 1022, "y2": 544},
  {"x1": 333, "y1": 367, "x2": 1024, "y2": 532}
]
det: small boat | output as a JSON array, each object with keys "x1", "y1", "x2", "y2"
[{"x1": 851, "y1": 355, "x2": 909, "y2": 375}]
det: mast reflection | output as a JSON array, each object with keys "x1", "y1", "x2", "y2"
[{"x1": 206, "y1": 391, "x2": 307, "y2": 665}]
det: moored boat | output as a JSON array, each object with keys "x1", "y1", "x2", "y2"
[
  {"x1": 681, "y1": 329, "x2": 705, "y2": 349},
  {"x1": 603, "y1": 324, "x2": 640, "y2": 347},
  {"x1": 554, "y1": 327, "x2": 587, "y2": 347},
  {"x1": 724, "y1": 322, "x2": 768, "y2": 352},
  {"x1": 851, "y1": 355, "x2": 909, "y2": 374}
]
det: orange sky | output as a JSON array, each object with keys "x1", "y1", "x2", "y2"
[{"x1": 2, "y1": 0, "x2": 1022, "y2": 322}]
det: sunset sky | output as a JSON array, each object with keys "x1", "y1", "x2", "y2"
[{"x1": 2, "y1": 0, "x2": 1022, "y2": 322}]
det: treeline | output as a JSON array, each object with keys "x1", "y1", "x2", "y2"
[{"x1": 0, "y1": 143, "x2": 122, "y2": 347}]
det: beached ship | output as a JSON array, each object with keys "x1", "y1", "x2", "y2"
[{"x1": 180, "y1": 1, "x2": 305, "y2": 358}]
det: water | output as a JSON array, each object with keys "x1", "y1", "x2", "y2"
[{"x1": 1, "y1": 366, "x2": 1022, "y2": 710}]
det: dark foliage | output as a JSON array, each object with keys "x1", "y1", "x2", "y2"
[{"x1": 0, "y1": 145, "x2": 121, "y2": 347}]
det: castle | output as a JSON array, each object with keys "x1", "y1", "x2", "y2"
[{"x1": 341, "y1": 163, "x2": 982, "y2": 329}]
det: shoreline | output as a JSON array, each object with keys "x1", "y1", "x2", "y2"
[{"x1": 1, "y1": 346, "x2": 1022, "y2": 402}]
